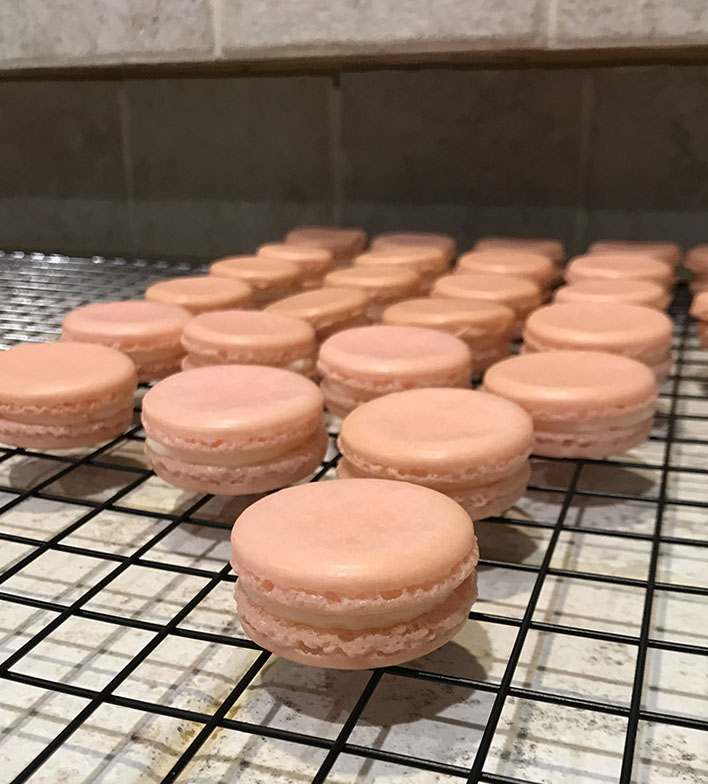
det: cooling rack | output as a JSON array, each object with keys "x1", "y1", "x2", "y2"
[{"x1": 0, "y1": 250, "x2": 706, "y2": 784}]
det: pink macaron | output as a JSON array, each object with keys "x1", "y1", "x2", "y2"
[
  {"x1": 565, "y1": 255, "x2": 674, "y2": 289},
  {"x1": 145, "y1": 276, "x2": 252, "y2": 315},
  {"x1": 686, "y1": 245, "x2": 708, "y2": 277},
  {"x1": 256, "y1": 243, "x2": 335, "y2": 289},
  {"x1": 323, "y1": 265, "x2": 421, "y2": 319},
  {"x1": 0, "y1": 342, "x2": 137, "y2": 449},
  {"x1": 142, "y1": 365, "x2": 327, "y2": 495},
  {"x1": 265, "y1": 287, "x2": 370, "y2": 341},
  {"x1": 209, "y1": 255, "x2": 303, "y2": 305},
  {"x1": 587, "y1": 240, "x2": 681, "y2": 267},
  {"x1": 231, "y1": 478, "x2": 478, "y2": 669},
  {"x1": 522, "y1": 303, "x2": 674, "y2": 381},
  {"x1": 432, "y1": 273, "x2": 542, "y2": 338},
  {"x1": 62, "y1": 300, "x2": 191, "y2": 382},
  {"x1": 381, "y1": 297, "x2": 514, "y2": 373},
  {"x1": 371, "y1": 231, "x2": 457, "y2": 265},
  {"x1": 690, "y1": 291, "x2": 708, "y2": 348},
  {"x1": 474, "y1": 237, "x2": 565, "y2": 266},
  {"x1": 484, "y1": 351, "x2": 657, "y2": 458},
  {"x1": 456, "y1": 249, "x2": 555, "y2": 294},
  {"x1": 285, "y1": 226, "x2": 367, "y2": 265},
  {"x1": 553, "y1": 279, "x2": 670, "y2": 311},
  {"x1": 317, "y1": 325, "x2": 472, "y2": 416},
  {"x1": 354, "y1": 247, "x2": 449, "y2": 292},
  {"x1": 181, "y1": 310, "x2": 317, "y2": 376},
  {"x1": 337, "y1": 388, "x2": 534, "y2": 519}
]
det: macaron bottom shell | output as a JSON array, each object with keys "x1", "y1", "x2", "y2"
[
  {"x1": 235, "y1": 573, "x2": 477, "y2": 670},
  {"x1": 146, "y1": 425, "x2": 328, "y2": 495}
]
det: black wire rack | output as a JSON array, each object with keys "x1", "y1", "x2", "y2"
[{"x1": 0, "y1": 250, "x2": 706, "y2": 784}]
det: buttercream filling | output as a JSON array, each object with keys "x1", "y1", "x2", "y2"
[
  {"x1": 145, "y1": 436, "x2": 302, "y2": 467},
  {"x1": 535, "y1": 406, "x2": 654, "y2": 433},
  {"x1": 0, "y1": 392, "x2": 135, "y2": 426},
  {"x1": 185, "y1": 352, "x2": 314, "y2": 374},
  {"x1": 238, "y1": 579, "x2": 469, "y2": 631}
]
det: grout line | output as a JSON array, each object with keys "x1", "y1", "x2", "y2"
[
  {"x1": 210, "y1": 0, "x2": 223, "y2": 59},
  {"x1": 118, "y1": 81, "x2": 138, "y2": 256},
  {"x1": 327, "y1": 72, "x2": 344, "y2": 226},
  {"x1": 572, "y1": 71, "x2": 594, "y2": 254},
  {"x1": 545, "y1": 0, "x2": 560, "y2": 49}
]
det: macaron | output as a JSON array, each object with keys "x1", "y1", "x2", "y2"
[
  {"x1": 689, "y1": 291, "x2": 708, "y2": 349},
  {"x1": 483, "y1": 351, "x2": 657, "y2": 458},
  {"x1": 231, "y1": 478, "x2": 479, "y2": 669},
  {"x1": 432, "y1": 273, "x2": 542, "y2": 338},
  {"x1": 317, "y1": 325, "x2": 472, "y2": 416},
  {"x1": 256, "y1": 242, "x2": 334, "y2": 288},
  {"x1": 61, "y1": 300, "x2": 191, "y2": 382},
  {"x1": 209, "y1": 255, "x2": 303, "y2": 305},
  {"x1": 0, "y1": 342, "x2": 137, "y2": 449},
  {"x1": 588, "y1": 240, "x2": 681, "y2": 267},
  {"x1": 181, "y1": 310, "x2": 317, "y2": 377},
  {"x1": 522, "y1": 303, "x2": 674, "y2": 381},
  {"x1": 371, "y1": 232, "x2": 457, "y2": 265},
  {"x1": 142, "y1": 365, "x2": 327, "y2": 495},
  {"x1": 565, "y1": 255, "x2": 674, "y2": 289},
  {"x1": 474, "y1": 237, "x2": 565, "y2": 266},
  {"x1": 354, "y1": 247, "x2": 449, "y2": 292},
  {"x1": 553, "y1": 279, "x2": 670, "y2": 311},
  {"x1": 265, "y1": 287, "x2": 369, "y2": 341},
  {"x1": 323, "y1": 265, "x2": 421, "y2": 320},
  {"x1": 381, "y1": 297, "x2": 514, "y2": 373},
  {"x1": 285, "y1": 226, "x2": 367, "y2": 265},
  {"x1": 456, "y1": 249, "x2": 555, "y2": 293},
  {"x1": 337, "y1": 388, "x2": 534, "y2": 519},
  {"x1": 686, "y1": 245, "x2": 708, "y2": 277},
  {"x1": 145, "y1": 276, "x2": 252, "y2": 315}
]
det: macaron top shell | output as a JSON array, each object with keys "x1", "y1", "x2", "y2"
[
  {"x1": 588, "y1": 240, "x2": 681, "y2": 266},
  {"x1": 690, "y1": 291, "x2": 708, "y2": 320},
  {"x1": 285, "y1": 226, "x2": 366, "y2": 256},
  {"x1": 354, "y1": 247, "x2": 448, "y2": 276},
  {"x1": 524, "y1": 303, "x2": 673, "y2": 352},
  {"x1": 553, "y1": 279, "x2": 670, "y2": 309},
  {"x1": 265, "y1": 287, "x2": 369, "y2": 324},
  {"x1": 145, "y1": 276, "x2": 252, "y2": 313},
  {"x1": 371, "y1": 232, "x2": 457, "y2": 263},
  {"x1": 181, "y1": 310, "x2": 316, "y2": 357},
  {"x1": 474, "y1": 237, "x2": 564, "y2": 263},
  {"x1": 231, "y1": 478, "x2": 476, "y2": 595},
  {"x1": 324, "y1": 266, "x2": 420, "y2": 299},
  {"x1": 382, "y1": 297, "x2": 514, "y2": 336},
  {"x1": 483, "y1": 351, "x2": 657, "y2": 420},
  {"x1": 432, "y1": 273, "x2": 541, "y2": 309},
  {"x1": 209, "y1": 255, "x2": 301, "y2": 287},
  {"x1": 457, "y1": 250, "x2": 555, "y2": 286},
  {"x1": 565, "y1": 255, "x2": 673, "y2": 287},
  {"x1": 62, "y1": 300, "x2": 191, "y2": 346},
  {"x1": 318, "y1": 325, "x2": 471, "y2": 381},
  {"x1": 142, "y1": 365, "x2": 323, "y2": 445},
  {"x1": 339, "y1": 388, "x2": 533, "y2": 476},
  {"x1": 256, "y1": 243, "x2": 334, "y2": 276},
  {"x1": 0, "y1": 341, "x2": 137, "y2": 409}
]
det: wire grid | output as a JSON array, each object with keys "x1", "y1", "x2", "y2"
[{"x1": 0, "y1": 250, "x2": 706, "y2": 784}]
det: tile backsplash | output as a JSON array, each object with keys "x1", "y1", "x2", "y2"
[{"x1": 1, "y1": 64, "x2": 707, "y2": 260}]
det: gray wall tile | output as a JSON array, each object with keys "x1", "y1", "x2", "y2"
[
  {"x1": 126, "y1": 75, "x2": 334, "y2": 258},
  {"x1": 584, "y1": 66, "x2": 708, "y2": 249},
  {"x1": 553, "y1": 1, "x2": 708, "y2": 49},
  {"x1": 0, "y1": 0, "x2": 214, "y2": 67},
  {"x1": 340, "y1": 68, "x2": 586, "y2": 252},
  {"x1": 219, "y1": 0, "x2": 543, "y2": 58},
  {"x1": 0, "y1": 80, "x2": 131, "y2": 255}
]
